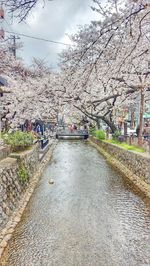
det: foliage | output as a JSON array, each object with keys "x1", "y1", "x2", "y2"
[
  {"x1": 112, "y1": 130, "x2": 122, "y2": 141},
  {"x1": 105, "y1": 140, "x2": 145, "y2": 153},
  {"x1": 18, "y1": 164, "x2": 29, "y2": 183},
  {"x1": 96, "y1": 130, "x2": 105, "y2": 140},
  {"x1": 3, "y1": 131, "x2": 34, "y2": 152},
  {"x1": 89, "y1": 127, "x2": 96, "y2": 136}
]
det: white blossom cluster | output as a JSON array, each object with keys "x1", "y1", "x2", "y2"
[
  {"x1": 0, "y1": 43, "x2": 63, "y2": 129},
  {"x1": 59, "y1": 0, "x2": 150, "y2": 136},
  {"x1": 0, "y1": 0, "x2": 150, "y2": 137}
]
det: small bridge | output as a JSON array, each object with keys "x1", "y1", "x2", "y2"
[{"x1": 56, "y1": 129, "x2": 89, "y2": 140}]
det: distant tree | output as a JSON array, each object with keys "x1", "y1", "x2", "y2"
[{"x1": 0, "y1": 43, "x2": 62, "y2": 130}]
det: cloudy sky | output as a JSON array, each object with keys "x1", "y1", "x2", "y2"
[{"x1": 3, "y1": 0, "x2": 100, "y2": 69}]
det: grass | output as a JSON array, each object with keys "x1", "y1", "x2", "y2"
[{"x1": 104, "y1": 139, "x2": 145, "y2": 153}]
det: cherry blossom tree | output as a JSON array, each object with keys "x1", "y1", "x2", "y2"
[
  {"x1": 1, "y1": 0, "x2": 150, "y2": 142},
  {"x1": 59, "y1": 0, "x2": 150, "y2": 142},
  {"x1": 0, "y1": 42, "x2": 62, "y2": 131}
]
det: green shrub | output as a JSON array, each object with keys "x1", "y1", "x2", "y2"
[
  {"x1": 96, "y1": 130, "x2": 105, "y2": 140},
  {"x1": 112, "y1": 130, "x2": 122, "y2": 141},
  {"x1": 3, "y1": 131, "x2": 34, "y2": 152},
  {"x1": 18, "y1": 164, "x2": 29, "y2": 183},
  {"x1": 89, "y1": 127, "x2": 96, "y2": 136}
]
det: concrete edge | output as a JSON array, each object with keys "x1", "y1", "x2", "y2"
[
  {"x1": 89, "y1": 139, "x2": 150, "y2": 199},
  {"x1": 0, "y1": 140, "x2": 58, "y2": 262}
]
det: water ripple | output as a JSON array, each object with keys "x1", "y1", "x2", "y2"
[{"x1": 2, "y1": 141, "x2": 150, "y2": 266}]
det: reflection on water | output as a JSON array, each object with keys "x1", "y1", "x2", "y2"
[{"x1": 2, "y1": 141, "x2": 150, "y2": 266}]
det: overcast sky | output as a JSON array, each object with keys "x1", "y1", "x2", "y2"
[
  {"x1": 4, "y1": 0, "x2": 101, "y2": 68},
  {"x1": 3, "y1": 0, "x2": 100, "y2": 69}
]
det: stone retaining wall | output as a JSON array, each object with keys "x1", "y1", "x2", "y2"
[
  {"x1": 0, "y1": 144, "x2": 39, "y2": 230},
  {"x1": 90, "y1": 137, "x2": 150, "y2": 186},
  {"x1": 0, "y1": 140, "x2": 57, "y2": 261},
  {"x1": 0, "y1": 146, "x2": 11, "y2": 161}
]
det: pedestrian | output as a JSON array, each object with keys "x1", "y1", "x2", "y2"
[
  {"x1": 74, "y1": 124, "x2": 77, "y2": 130},
  {"x1": 36, "y1": 124, "x2": 41, "y2": 136},
  {"x1": 80, "y1": 124, "x2": 84, "y2": 131},
  {"x1": 84, "y1": 125, "x2": 87, "y2": 131}
]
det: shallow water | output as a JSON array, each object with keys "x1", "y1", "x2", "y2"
[{"x1": 2, "y1": 141, "x2": 150, "y2": 266}]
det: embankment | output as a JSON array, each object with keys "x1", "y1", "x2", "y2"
[
  {"x1": 0, "y1": 140, "x2": 57, "y2": 260},
  {"x1": 89, "y1": 136, "x2": 150, "y2": 198}
]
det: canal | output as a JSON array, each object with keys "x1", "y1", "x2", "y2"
[{"x1": 2, "y1": 141, "x2": 150, "y2": 266}]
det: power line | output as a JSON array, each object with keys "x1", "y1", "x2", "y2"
[{"x1": 5, "y1": 30, "x2": 75, "y2": 47}]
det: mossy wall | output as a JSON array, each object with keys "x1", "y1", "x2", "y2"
[
  {"x1": 90, "y1": 136, "x2": 150, "y2": 185},
  {"x1": 0, "y1": 145, "x2": 39, "y2": 230}
]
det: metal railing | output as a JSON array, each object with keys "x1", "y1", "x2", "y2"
[{"x1": 56, "y1": 129, "x2": 89, "y2": 139}]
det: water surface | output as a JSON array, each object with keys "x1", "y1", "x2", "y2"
[{"x1": 2, "y1": 141, "x2": 150, "y2": 266}]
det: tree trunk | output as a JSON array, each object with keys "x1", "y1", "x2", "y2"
[
  {"x1": 131, "y1": 110, "x2": 135, "y2": 129},
  {"x1": 101, "y1": 117, "x2": 117, "y2": 133},
  {"x1": 138, "y1": 88, "x2": 145, "y2": 146},
  {"x1": 73, "y1": 105, "x2": 117, "y2": 133}
]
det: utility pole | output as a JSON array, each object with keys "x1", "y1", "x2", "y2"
[{"x1": 9, "y1": 35, "x2": 20, "y2": 59}]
